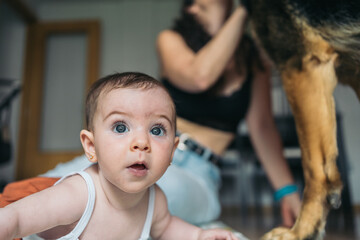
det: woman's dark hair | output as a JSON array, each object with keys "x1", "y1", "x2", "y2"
[
  {"x1": 172, "y1": 0, "x2": 212, "y2": 52},
  {"x1": 172, "y1": 0, "x2": 265, "y2": 80}
]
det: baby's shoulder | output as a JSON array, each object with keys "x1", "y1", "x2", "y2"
[
  {"x1": 149, "y1": 185, "x2": 173, "y2": 238},
  {"x1": 56, "y1": 172, "x2": 88, "y2": 190},
  {"x1": 54, "y1": 169, "x2": 95, "y2": 205},
  {"x1": 153, "y1": 184, "x2": 166, "y2": 202},
  {"x1": 152, "y1": 184, "x2": 170, "y2": 215}
]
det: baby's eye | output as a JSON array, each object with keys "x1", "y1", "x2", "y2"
[
  {"x1": 114, "y1": 123, "x2": 128, "y2": 133},
  {"x1": 151, "y1": 126, "x2": 165, "y2": 136}
]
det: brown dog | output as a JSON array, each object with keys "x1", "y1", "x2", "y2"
[{"x1": 244, "y1": 0, "x2": 360, "y2": 239}]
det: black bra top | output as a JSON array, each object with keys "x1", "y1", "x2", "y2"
[{"x1": 162, "y1": 74, "x2": 253, "y2": 133}]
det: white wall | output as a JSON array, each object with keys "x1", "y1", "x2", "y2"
[
  {"x1": 1, "y1": 0, "x2": 359, "y2": 206},
  {"x1": 334, "y1": 85, "x2": 360, "y2": 204},
  {"x1": 0, "y1": 2, "x2": 26, "y2": 182},
  {"x1": 36, "y1": 0, "x2": 181, "y2": 78}
]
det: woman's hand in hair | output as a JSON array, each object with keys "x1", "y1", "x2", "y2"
[{"x1": 239, "y1": 0, "x2": 251, "y2": 14}]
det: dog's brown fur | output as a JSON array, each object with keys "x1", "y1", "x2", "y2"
[{"x1": 246, "y1": 0, "x2": 360, "y2": 239}]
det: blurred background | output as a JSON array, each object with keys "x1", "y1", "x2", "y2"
[{"x1": 1, "y1": 0, "x2": 359, "y2": 238}]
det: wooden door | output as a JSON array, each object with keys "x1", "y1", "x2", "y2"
[{"x1": 16, "y1": 20, "x2": 100, "y2": 179}]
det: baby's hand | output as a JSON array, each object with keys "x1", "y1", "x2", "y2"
[{"x1": 198, "y1": 229, "x2": 240, "y2": 240}]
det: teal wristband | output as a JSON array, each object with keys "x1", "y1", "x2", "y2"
[{"x1": 274, "y1": 184, "x2": 298, "y2": 201}]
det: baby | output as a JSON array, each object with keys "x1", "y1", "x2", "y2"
[{"x1": 0, "y1": 72, "x2": 239, "y2": 240}]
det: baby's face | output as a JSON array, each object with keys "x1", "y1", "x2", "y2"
[{"x1": 92, "y1": 87, "x2": 178, "y2": 193}]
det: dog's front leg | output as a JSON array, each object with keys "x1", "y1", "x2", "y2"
[{"x1": 262, "y1": 49, "x2": 342, "y2": 240}]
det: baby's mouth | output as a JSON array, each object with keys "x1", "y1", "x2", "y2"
[
  {"x1": 129, "y1": 163, "x2": 147, "y2": 170},
  {"x1": 127, "y1": 162, "x2": 148, "y2": 177}
]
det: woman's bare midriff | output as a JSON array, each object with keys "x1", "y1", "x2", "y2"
[{"x1": 177, "y1": 117, "x2": 235, "y2": 155}]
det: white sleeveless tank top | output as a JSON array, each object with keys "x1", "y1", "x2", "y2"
[{"x1": 52, "y1": 171, "x2": 155, "y2": 240}]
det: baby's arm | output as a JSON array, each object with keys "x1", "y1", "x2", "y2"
[
  {"x1": 0, "y1": 206, "x2": 19, "y2": 239},
  {"x1": 151, "y1": 185, "x2": 239, "y2": 240},
  {"x1": 0, "y1": 175, "x2": 87, "y2": 239}
]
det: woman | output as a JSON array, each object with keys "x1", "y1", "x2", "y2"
[{"x1": 156, "y1": 0, "x2": 301, "y2": 227}]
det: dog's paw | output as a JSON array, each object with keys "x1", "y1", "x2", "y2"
[
  {"x1": 261, "y1": 227, "x2": 298, "y2": 240},
  {"x1": 327, "y1": 193, "x2": 342, "y2": 209},
  {"x1": 262, "y1": 227, "x2": 326, "y2": 240}
]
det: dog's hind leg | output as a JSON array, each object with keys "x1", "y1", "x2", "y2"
[{"x1": 262, "y1": 33, "x2": 343, "y2": 240}]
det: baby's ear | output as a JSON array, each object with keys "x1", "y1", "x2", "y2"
[
  {"x1": 80, "y1": 129, "x2": 97, "y2": 163},
  {"x1": 172, "y1": 136, "x2": 179, "y2": 157}
]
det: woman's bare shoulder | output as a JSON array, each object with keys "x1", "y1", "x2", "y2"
[
  {"x1": 157, "y1": 29, "x2": 186, "y2": 47},
  {"x1": 158, "y1": 29, "x2": 180, "y2": 40}
]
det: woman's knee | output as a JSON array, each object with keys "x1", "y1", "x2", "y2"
[{"x1": 157, "y1": 165, "x2": 221, "y2": 224}]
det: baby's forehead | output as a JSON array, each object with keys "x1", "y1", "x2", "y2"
[
  {"x1": 99, "y1": 86, "x2": 176, "y2": 120},
  {"x1": 101, "y1": 86, "x2": 171, "y2": 102}
]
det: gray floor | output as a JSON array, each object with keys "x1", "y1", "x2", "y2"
[
  {"x1": 219, "y1": 206, "x2": 360, "y2": 240},
  {"x1": 218, "y1": 146, "x2": 358, "y2": 240}
]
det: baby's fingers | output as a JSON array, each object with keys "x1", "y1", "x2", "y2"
[
  {"x1": 230, "y1": 231, "x2": 240, "y2": 240},
  {"x1": 220, "y1": 231, "x2": 239, "y2": 240},
  {"x1": 202, "y1": 229, "x2": 240, "y2": 240}
]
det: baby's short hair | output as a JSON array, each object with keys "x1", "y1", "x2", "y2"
[{"x1": 85, "y1": 72, "x2": 175, "y2": 131}]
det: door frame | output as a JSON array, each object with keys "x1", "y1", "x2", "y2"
[{"x1": 16, "y1": 20, "x2": 100, "y2": 179}]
